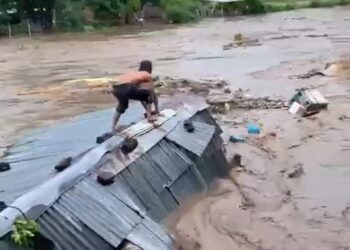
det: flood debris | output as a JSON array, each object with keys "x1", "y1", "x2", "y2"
[
  {"x1": 247, "y1": 123, "x2": 261, "y2": 135},
  {"x1": 292, "y1": 60, "x2": 350, "y2": 79},
  {"x1": 207, "y1": 90, "x2": 286, "y2": 113},
  {"x1": 231, "y1": 153, "x2": 243, "y2": 168},
  {"x1": 154, "y1": 76, "x2": 228, "y2": 96},
  {"x1": 268, "y1": 35, "x2": 299, "y2": 40},
  {"x1": 305, "y1": 34, "x2": 328, "y2": 38},
  {"x1": 289, "y1": 89, "x2": 328, "y2": 117},
  {"x1": 287, "y1": 163, "x2": 305, "y2": 179},
  {"x1": 293, "y1": 69, "x2": 325, "y2": 79},
  {"x1": 339, "y1": 115, "x2": 350, "y2": 121},
  {"x1": 0, "y1": 162, "x2": 11, "y2": 172},
  {"x1": 229, "y1": 135, "x2": 246, "y2": 143},
  {"x1": 54, "y1": 157, "x2": 73, "y2": 172},
  {"x1": 223, "y1": 33, "x2": 261, "y2": 50}
]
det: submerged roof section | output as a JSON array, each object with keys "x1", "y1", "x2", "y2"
[
  {"x1": 0, "y1": 97, "x2": 230, "y2": 250},
  {"x1": 34, "y1": 109, "x2": 225, "y2": 250}
]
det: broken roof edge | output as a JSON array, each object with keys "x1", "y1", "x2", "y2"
[{"x1": 0, "y1": 101, "x2": 209, "y2": 238}]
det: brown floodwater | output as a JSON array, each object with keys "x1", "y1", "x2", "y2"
[{"x1": 1, "y1": 6, "x2": 350, "y2": 249}]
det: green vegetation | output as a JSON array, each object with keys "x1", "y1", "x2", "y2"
[
  {"x1": 0, "y1": 0, "x2": 349, "y2": 35},
  {"x1": 11, "y1": 218, "x2": 40, "y2": 247},
  {"x1": 161, "y1": 0, "x2": 203, "y2": 23}
]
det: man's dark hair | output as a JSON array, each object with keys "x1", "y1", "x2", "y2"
[{"x1": 139, "y1": 60, "x2": 152, "y2": 73}]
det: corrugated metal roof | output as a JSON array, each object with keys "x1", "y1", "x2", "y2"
[
  {"x1": 166, "y1": 121, "x2": 215, "y2": 156},
  {"x1": 38, "y1": 179, "x2": 173, "y2": 250},
  {"x1": 0, "y1": 96, "x2": 222, "y2": 250},
  {"x1": 193, "y1": 138, "x2": 228, "y2": 185},
  {"x1": 127, "y1": 217, "x2": 173, "y2": 250},
  {"x1": 116, "y1": 140, "x2": 196, "y2": 221},
  {"x1": 39, "y1": 202, "x2": 114, "y2": 250},
  {"x1": 58, "y1": 179, "x2": 142, "y2": 248},
  {"x1": 169, "y1": 167, "x2": 204, "y2": 202}
]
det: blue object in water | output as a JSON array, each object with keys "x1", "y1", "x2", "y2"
[
  {"x1": 229, "y1": 135, "x2": 246, "y2": 143},
  {"x1": 247, "y1": 123, "x2": 261, "y2": 134}
]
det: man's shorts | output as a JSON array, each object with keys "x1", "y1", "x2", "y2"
[{"x1": 112, "y1": 84, "x2": 152, "y2": 114}]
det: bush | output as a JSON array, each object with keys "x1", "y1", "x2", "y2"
[
  {"x1": 309, "y1": 0, "x2": 321, "y2": 7},
  {"x1": 242, "y1": 0, "x2": 266, "y2": 14},
  {"x1": 284, "y1": 3, "x2": 295, "y2": 10},
  {"x1": 165, "y1": 5, "x2": 196, "y2": 23},
  {"x1": 161, "y1": 0, "x2": 202, "y2": 23}
]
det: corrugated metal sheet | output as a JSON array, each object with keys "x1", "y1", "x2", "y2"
[
  {"x1": 127, "y1": 217, "x2": 173, "y2": 250},
  {"x1": 38, "y1": 202, "x2": 114, "y2": 250},
  {"x1": 193, "y1": 109, "x2": 222, "y2": 134},
  {"x1": 115, "y1": 140, "x2": 196, "y2": 221},
  {"x1": 38, "y1": 181, "x2": 173, "y2": 250},
  {"x1": 97, "y1": 172, "x2": 148, "y2": 215},
  {"x1": 166, "y1": 121, "x2": 215, "y2": 156},
  {"x1": 169, "y1": 167, "x2": 204, "y2": 202},
  {"x1": 58, "y1": 179, "x2": 142, "y2": 248},
  {"x1": 98, "y1": 113, "x2": 183, "y2": 177},
  {"x1": 194, "y1": 139, "x2": 228, "y2": 185}
]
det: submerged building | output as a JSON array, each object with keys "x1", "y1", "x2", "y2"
[{"x1": 0, "y1": 99, "x2": 228, "y2": 250}]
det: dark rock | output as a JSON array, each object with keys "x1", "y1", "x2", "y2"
[
  {"x1": 287, "y1": 164, "x2": 304, "y2": 178},
  {"x1": 121, "y1": 138, "x2": 138, "y2": 155},
  {"x1": 224, "y1": 87, "x2": 231, "y2": 94},
  {"x1": 96, "y1": 132, "x2": 114, "y2": 144},
  {"x1": 97, "y1": 171, "x2": 115, "y2": 186},
  {"x1": 0, "y1": 201, "x2": 7, "y2": 212},
  {"x1": 231, "y1": 153, "x2": 243, "y2": 168},
  {"x1": 55, "y1": 157, "x2": 73, "y2": 172},
  {"x1": 0, "y1": 162, "x2": 11, "y2": 172},
  {"x1": 184, "y1": 119, "x2": 195, "y2": 133}
]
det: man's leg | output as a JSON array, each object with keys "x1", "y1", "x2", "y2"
[
  {"x1": 112, "y1": 89, "x2": 128, "y2": 132},
  {"x1": 130, "y1": 86, "x2": 156, "y2": 122}
]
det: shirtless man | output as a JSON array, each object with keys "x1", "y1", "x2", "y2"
[{"x1": 110, "y1": 60, "x2": 159, "y2": 132}]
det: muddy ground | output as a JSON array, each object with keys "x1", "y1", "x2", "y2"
[{"x1": 1, "y1": 6, "x2": 350, "y2": 250}]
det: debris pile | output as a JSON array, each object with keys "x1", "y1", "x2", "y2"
[
  {"x1": 207, "y1": 89, "x2": 286, "y2": 113},
  {"x1": 223, "y1": 33, "x2": 261, "y2": 50},
  {"x1": 289, "y1": 89, "x2": 328, "y2": 117},
  {"x1": 291, "y1": 59, "x2": 350, "y2": 79},
  {"x1": 154, "y1": 76, "x2": 228, "y2": 96}
]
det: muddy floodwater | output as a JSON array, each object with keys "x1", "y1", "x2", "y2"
[{"x1": 1, "y1": 6, "x2": 350, "y2": 249}]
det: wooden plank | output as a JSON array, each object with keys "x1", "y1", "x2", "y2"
[{"x1": 120, "y1": 109, "x2": 177, "y2": 138}]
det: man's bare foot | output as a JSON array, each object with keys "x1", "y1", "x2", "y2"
[{"x1": 147, "y1": 115, "x2": 158, "y2": 123}]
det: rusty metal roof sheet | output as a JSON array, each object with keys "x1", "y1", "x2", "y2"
[
  {"x1": 39, "y1": 202, "x2": 115, "y2": 250},
  {"x1": 166, "y1": 121, "x2": 215, "y2": 156}
]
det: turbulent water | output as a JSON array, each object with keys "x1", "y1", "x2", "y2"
[{"x1": 1, "y1": 6, "x2": 350, "y2": 249}]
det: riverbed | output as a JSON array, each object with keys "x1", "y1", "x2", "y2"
[{"x1": 1, "y1": 6, "x2": 350, "y2": 249}]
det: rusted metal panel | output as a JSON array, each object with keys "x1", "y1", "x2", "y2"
[
  {"x1": 166, "y1": 121, "x2": 215, "y2": 157},
  {"x1": 127, "y1": 217, "x2": 173, "y2": 250},
  {"x1": 39, "y1": 202, "x2": 114, "y2": 250}
]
